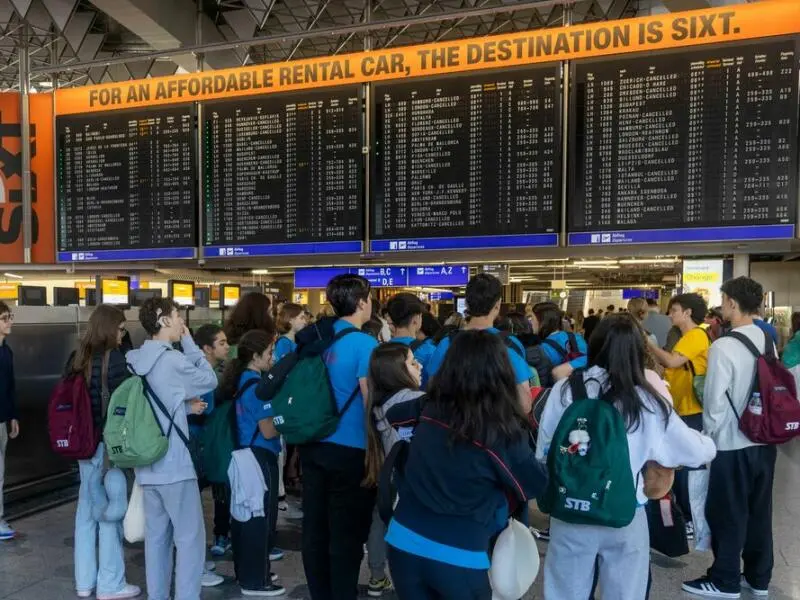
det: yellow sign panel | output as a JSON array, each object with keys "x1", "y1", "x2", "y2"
[
  {"x1": 54, "y1": 1, "x2": 800, "y2": 115},
  {"x1": 172, "y1": 283, "x2": 194, "y2": 306},
  {"x1": 102, "y1": 279, "x2": 129, "y2": 305},
  {"x1": 222, "y1": 285, "x2": 240, "y2": 307},
  {"x1": 0, "y1": 283, "x2": 18, "y2": 300}
]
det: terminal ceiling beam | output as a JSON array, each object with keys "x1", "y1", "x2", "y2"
[
  {"x1": 33, "y1": 0, "x2": 573, "y2": 74},
  {"x1": 87, "y1": 0, "x2": 242, "y2": 72}
]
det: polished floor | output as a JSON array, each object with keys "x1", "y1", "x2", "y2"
[{"x1": 1, "y1": 445, "x2": 799, "y2": 600}]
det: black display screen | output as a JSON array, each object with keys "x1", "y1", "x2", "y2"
[
  {"x1": 570, "y1": 39, "x2": 798, "y2": 235},
  {"x1": 372, "y1": 66, "x2": 561, "y2": 240},
  {"x1": 57, "y1": 107, "x2": 196, "y2": 253},
  {"x1": 203, "y1": 87, "x2": 363, "y2": 248}
]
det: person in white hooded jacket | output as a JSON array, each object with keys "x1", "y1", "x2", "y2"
[
  {"x1": 125, "y1": 298, "x2": 218, "y2": 600},
  {"x1": 537, "y1": 314, "x2": 717, "y2": 600}
]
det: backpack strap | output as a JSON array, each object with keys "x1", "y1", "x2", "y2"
[
  {"x1": 724, "y1": 329, "x2": 769, "y2": 423},
  {"x1": 566, "y1": 332, "x2": 579, "y2": 354},
  {"x1": 409, "y1": 339, "x2": 425, "y2": 352},
  {"x1": 541, "y1": 338, "x2": 568, "y2": 360},
  {"x1": 378, "y1": 440, "x2": 409, "y2": 525},
  {"x1": 326, "y1": 326, "x2": 363, "y2": 419},
  {"x1": 568, "y1": 370, "x2": 590, "y2": 401},
  {"x1": 141, "y1": 376, "x2": 191, "y2": 449},
  {"x1": 498, "y1": 332, "x2": 525, "y2": 360}
]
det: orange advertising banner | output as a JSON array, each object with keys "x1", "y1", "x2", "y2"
[
  {"x1": 0, "y1": 92, "x2": 55, "y2": 263},
  {"x1": 54, "y1": 0, "x2": 800, "y2": 115}
]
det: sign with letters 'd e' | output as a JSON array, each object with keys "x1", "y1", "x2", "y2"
[{"x1": 682, "y1": 259, "x2": 723, "y2": 308}]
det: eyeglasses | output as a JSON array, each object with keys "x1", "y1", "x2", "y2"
[{"x1": 0, "y1": 314, "x2": 14, "y2": 323}]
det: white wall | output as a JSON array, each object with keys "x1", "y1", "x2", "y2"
[{"x1": 750, "y1": 262, "x2": 800, "y2": 310}]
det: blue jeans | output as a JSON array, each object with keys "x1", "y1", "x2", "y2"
[
  {"x1": 74, "y1": 443, "x2": 126, "y2": 595},
  {"x1": 388, "y1": 546, "x2": 492, "y2": 599}
]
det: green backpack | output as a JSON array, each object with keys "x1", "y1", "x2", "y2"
[
  {"x1": 538, "y1": 371, "x2": 637, "y2": 528},
  {"x1": 103, "y1": 374, "x2": 188, "y2": 469},
  {"x1": 266, "y1": 328, "x2": 359, "y2": 445},
  {"x1": 200, "y1": 379, "x2": 259, "y2": 484}
]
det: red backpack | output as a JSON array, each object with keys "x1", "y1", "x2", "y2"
[
  {"x1": 726, "y1": 330, "x2": 800, "y2": 444},
  {"x1": 48, "y1": 370, "x2": 100, "y2": 460}
]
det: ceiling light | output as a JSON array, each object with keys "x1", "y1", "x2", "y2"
[
  {"x1": 618, "y1": 258, "x2": 679, "y2": 264},
  {"x1": 3, "y1": 272, "x2": 22, "y2": 279},
  {"x1": 251, "y1": 269, "x2": 269, "y2": 275},
  {"x1": 565, "y1": 264, "x2": 620, "y2": 269},
  {"x1": 572, "y1": 260, "x2": 619, "y2": 266}
]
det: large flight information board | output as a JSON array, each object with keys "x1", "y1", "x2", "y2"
[
  {"x1": 371, "y1": 67, "x2": 561, "y2": 252},
  {"x1": 203, "y1": 87, "x2": 363, "y2": 257},
  {"x1": 569, "y1": 39, "x2": 799, "y2": 246},
  {"x1": 56, "y1": 107, "x2": 196, "y2": 262}
]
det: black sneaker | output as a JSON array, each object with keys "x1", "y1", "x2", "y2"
[
  {"x1": 682, "y1": 577, "x2": 740, "y2": 598},
  {"x1": 367, "y1": 577, "x2": 394, "y2": 597},
  {"x1": 740, "y1": 576, "x2": 768, "y2": 597},
  {"x1": 241, "y1": 583, "x2": 286, "y2": 597}
]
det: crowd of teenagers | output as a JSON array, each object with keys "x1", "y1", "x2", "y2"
[{"x1": 0, "y1": 270, "x2": 797, "y2": 600}]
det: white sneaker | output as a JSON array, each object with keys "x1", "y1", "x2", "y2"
[
  {"x1": 76, "y1": 590, "x2": 93, "y2": 598},
  {"x1": 201, "y1": 571, "x2": 224, "y2": 587},
  {"x1": 205, "y1": 561, "x2": 216, "y2": 572},
  {"x1": 741, "y1": 577, "x2": 769, "y2": 597},
  {"x1": 96, "y1": 584, "x2": 142, "y2": 600}
]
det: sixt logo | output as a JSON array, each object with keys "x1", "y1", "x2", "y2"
[
  {"x1": 0, "y1": 113, "x2": 40, "y2": 248},
  {"x1": 565, "y1": 498, "x2": 591, "y2": 512}
]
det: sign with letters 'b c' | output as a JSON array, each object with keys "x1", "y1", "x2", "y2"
[{"x1": 0, "y1": 93, "x2": 54, "y2": 264}]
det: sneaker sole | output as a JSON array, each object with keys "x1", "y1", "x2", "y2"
[
  {"x1": 741, "y1": 581, "x2": 769, "y2": 597},
  {"x1": 681, "y1": 583, "x2": 740, "y2": 598},
  {"x1": 97, "y1": 592, "x2": 141, "y2": 600},
  {"x1": 241, "y1": 590, "x2": 285, "y2": 597},
  {"x1": 368, "y1": 590, "x2": 391, "y2": 597}
]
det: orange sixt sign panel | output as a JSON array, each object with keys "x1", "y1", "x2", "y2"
[{"x1": 54, "y1": 0, "x2": 800, "y2": 115}]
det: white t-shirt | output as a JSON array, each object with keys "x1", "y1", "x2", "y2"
[{"x1": 536, "y1": 366, "x2": 716, "y2": 504}]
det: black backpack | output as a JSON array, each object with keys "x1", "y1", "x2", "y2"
[{"x1": 525, "y1": 345, "x2": 558, "y2": 388}]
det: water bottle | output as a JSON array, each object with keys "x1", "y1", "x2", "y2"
[{"x1": 748, "y1": 392, "x2": 763, "y2": 416}]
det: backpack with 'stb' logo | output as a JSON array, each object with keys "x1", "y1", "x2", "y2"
[
  {"x1": 538, "y1": 371, "x2": 637, "y2": 528},
  {"x1": 726, "y1": 330, "x2": 800, "y2": 444}
]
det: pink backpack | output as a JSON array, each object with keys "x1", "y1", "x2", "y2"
[
  {"x1": 47, "y1": 372, "x2": 99, "y2": 459},
  {"x1": 726, "y1": 331, "x2": 800, "y2": 445}
]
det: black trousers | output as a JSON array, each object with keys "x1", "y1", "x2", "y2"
[
  {"x1": 673, "y1": 414, "x2": 704, "y2": 521},
  {"x1": 212, "y1": 483, "x2": 231, "y2": 538},
  {"x1": 231, "y1": 447, "x2": 280, "y2": 590},
  {"x1": 706, "y1": 445, "x2": 777, "y2": 592},
  {"x1": 300, "y1": 442, "x2": 376, "y2": 600},
  {"x1": 388, "y1": 546, "x2": 492, "y2": 600}
]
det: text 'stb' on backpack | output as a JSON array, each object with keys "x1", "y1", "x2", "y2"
[
  {"x1": 48, "y1": 372, "x2": 98, "y2": 460},
  {"x1": 103, "y1": 369, "x2": 188, "y2": 468},
  {"x1": 726, "y1": 330, "x2": 800, "y2": 444},
  {"x1": 538, "y1": 371, "x2": 637, "y2": 528},
  {"x1": 200, "y1": 379, "x2": 259, "y2": 484},
  {"x1": 266, "y1": 326, "x2": 360, "y2": 445}
]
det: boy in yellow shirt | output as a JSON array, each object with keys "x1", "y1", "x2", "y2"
[{"x1": 649, "y1": 293, "x2": 710, "y2": 537}]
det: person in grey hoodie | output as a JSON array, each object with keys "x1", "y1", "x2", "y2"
[
  {"x1": 363, "y1": 342, "x2": 426, "y2": 598},
  {"x1": 125, "y1": 298, "x2": 219, "y2": 600}
]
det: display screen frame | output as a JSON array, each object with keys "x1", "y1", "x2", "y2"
[
  {"x1": 168, "y1": 279, "x2": 196, "y2": 308},
  {"x1": 96, "y1": 276, "x2": 131, "y2": 308}
]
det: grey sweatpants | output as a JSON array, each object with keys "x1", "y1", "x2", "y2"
[
  {"x1": 366, "y1": 505, "x2": 388, "y2": 579},
  {"x1": 142, "y1": 480, "x2": 205, "y2": 600},
  {"x1": 544, "y1": 507, "x2": 649, "y2": 600}
]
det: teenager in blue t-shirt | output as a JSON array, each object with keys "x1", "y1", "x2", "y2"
[
  {"x1": 386, "y1": 293, "x2": 435, "y2": 372},
  {"x1": 220, "y1": 329, "x2": 285, "y2": 597},
  {"x1": 533, "y1": 303, "x2": 589, "y2": 381},
  {"x1": 426, "y1": 274, "x2": 533, "y2": 413},
  {"x1": 274, "y1": 303, "x2": 308, "y2": 363},
  {"x1": 300, "y1": 274, "x2": 379, "y2": 600}
]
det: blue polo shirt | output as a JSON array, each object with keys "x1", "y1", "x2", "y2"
[
  {"x1": 274, "y1": 335, "x2": 297, "y2": 364},
  {"x1": 754, "y1": 318, "x2": 779, "y2": 346},
  {"x1": 541, "y1": 331, "x2": 588, "y2": 369},
  {"x1": 425, "y1": 327, "x2": 530, "y2": 385},
  {"x1": 236, "y1": 370, "x2": 281, "y2": 454},
  {"x1": 392, "y1": 336, "x2": 437, "y2": 387},
  {"x1": 322, "y1": 320, "x2": 378, "y2": 449}
]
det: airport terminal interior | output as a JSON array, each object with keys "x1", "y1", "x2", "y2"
[{"x1": 1, "y1": 0, "x2": 800, "y2": 598}]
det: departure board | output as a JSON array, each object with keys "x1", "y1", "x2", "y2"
[
  {"x1": 56, "y1": 107, "x2": 196, "y2": 262},
  {"x1": 370, "y1": 67, "x2": 561, "y2": 252},
  {"x1": 203, "y1": 87, "x2": 363, "y2": 258},
  {"x1": 569, "y1": 39, "x2": 799, "y2": 246}
]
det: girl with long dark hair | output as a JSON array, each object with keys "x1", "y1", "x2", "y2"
[
  {"x1": 71, "y1": 305, "x2": 140, "y2": 600},
  {"x1": 363, "y1": 343, "x2": 425, "y2": 597},
  {"x1": 219, "y1": 329, "x2": 285, "y2": 597},
  {"x1": 224, "y1": 292, "x2": 274, "y2": 356},
  {"x1": 538, "y1": 315, "x2": 716, "y2": 600},
  {"x1": 386, "y1": 331, "x2": 547, "y2": 599}
]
